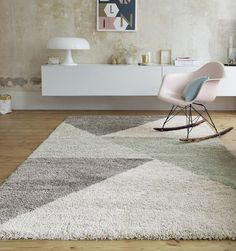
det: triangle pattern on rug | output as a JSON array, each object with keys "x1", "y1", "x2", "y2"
[
  {"x1": 29, "y1": 123, "x2": 151, "y2": 159},
  {"x1": 0, "y1": 158, "x2": 150, "y2": 224},
  {"x1": 104, "y1": 136, "x2": 236, "y2": 188},
  {"x1": 65, "y1": 116, "x2": 162, "y2": 136},
  {"x1": 1, "y1": 160, "x2": 235, "y2": 240},
  {"x1": 102, "y1": 116, "x2": 213, "y2": 138}
]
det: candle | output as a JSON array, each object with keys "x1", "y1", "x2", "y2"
[{"x1": 141, "y1": 52, "x2": 151, "y2": 64}]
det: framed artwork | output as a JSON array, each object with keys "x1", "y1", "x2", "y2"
[
  {"x1": 97, "y1": 0, "x2": 137, "y2": 32},
  {"x1": 160, "y1": 49, "x2": 172, "y2": 65}
]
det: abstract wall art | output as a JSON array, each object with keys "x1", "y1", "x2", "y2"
[{"x1": 97, "y1": 0, "x2": 137, "y2": 32}]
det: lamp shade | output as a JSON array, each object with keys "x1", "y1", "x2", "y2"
[{"x1": 47, "y1": 37, "x2": 90, "y2": 50}]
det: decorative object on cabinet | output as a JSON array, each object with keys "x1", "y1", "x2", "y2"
[
  {"x1": 48, "y1": 56, "x2": 60, "y2": 65},
  {"x1": 228, "y1": 31, "x2": 236, "y2": 65},
  {"x1": 141, "y1": 52, "x2": 151, "y2": 65},
  {"x1": 113, "y1": 40, "x2": 139, "y2": 64},
  {"x1": 47, "y1": 37, "x2": 90, "y2": 66},
  {"x1": 174, "y1": 57, "x2": 201, "y2": 67},
  {"x1": 160, "y1": 49, "x2": 172, "y2": 65},
  {"x1": 111, "y1": 55, "x2": 121, "y2": 64},
  {"x1": 97, "y1": 0, "x2": 137, "y2": 32},
  {"x1": 228, "y1": 48, "x2": 236, "y2": 65},
  {"x1": 155, "y1": 62, "x2": 233, "y2": 142}
]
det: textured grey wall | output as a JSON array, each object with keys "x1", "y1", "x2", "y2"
[{"x1": 0, "y1": 0, "x2": 236, "y2": 89}]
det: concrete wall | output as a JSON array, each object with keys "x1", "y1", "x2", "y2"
[{"x1": 0, "y1": 0, "x2": 235, "y2": 109}]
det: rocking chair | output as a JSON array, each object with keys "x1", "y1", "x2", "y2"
[{"x1": 154, "y1": 62, "x2": 233, "y2": 142}]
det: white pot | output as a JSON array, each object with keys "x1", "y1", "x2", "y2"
[{"x1": 126, "y1": 57, "x2": 134, "y2": 64}]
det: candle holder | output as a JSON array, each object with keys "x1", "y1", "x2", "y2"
[{"x1": 141, "y1": 52, "x2": 151, "y2": 65}]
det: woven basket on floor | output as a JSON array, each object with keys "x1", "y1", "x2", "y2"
[{"x1": 0, "y1": 94, "x2": 12, "y2": 115}]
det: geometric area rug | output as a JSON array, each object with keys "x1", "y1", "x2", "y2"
[{"x1": 0, "y1": 116, "x2": 235, "y2": 240}]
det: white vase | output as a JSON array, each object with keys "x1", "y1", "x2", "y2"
[{"x1": 126, "y1": 56, "x2": 134, "y2": 64}]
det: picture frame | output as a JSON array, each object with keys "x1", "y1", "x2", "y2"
[
  {"x1": 97, "y1": 0, "x2": 137, "y2": 32},
  {"x1": 160, "y1": 49, "x2": 172, "y2": 65}
]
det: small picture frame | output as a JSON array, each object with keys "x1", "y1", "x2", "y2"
[{"x1": 160, "y1": 49, "x2": 172, "y2": 65}]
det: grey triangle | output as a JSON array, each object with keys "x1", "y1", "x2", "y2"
[
  {"x1": 65, "y1": 115, "x2": 163, "y2": 136},
  {"x1": 0, "y1": 158, "x2": 150, "y2": 224}
]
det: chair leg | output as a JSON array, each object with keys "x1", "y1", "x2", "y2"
[
  {"x1": 183, "y1": 104, "x2": 198, "y2": 140},
  {"x1": 161, "y1": 105, "x2": 176, "y2": 130},
  {"x1": 185, "y1": 104, "x2": 193, "y2": 140},
  {"x1": 154, "y1": 105, "x2": 205, "y2": 132},
  {"x1": 192, "y1": 103, "x2": 218, "y2": 133}
]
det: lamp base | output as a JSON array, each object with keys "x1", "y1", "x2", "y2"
[{"x1": 62, "y1": 50, "x2": 77, "y2": 66}]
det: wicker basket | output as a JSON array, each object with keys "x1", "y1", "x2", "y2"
[{"x1": 0, "y1": 94, "x2": 12, "y2": 115}]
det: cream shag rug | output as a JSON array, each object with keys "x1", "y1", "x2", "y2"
[{"x1": 0, "y1": 116, "x2": 235, "y2": 240}]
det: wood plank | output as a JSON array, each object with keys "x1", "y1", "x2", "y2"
[{"x1": 0, "y1": 240, "x2": 235, "y2": 251}]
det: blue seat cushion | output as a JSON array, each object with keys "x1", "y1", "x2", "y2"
[{"x1": 182, "y1": 76, "x2": 209, "y2": 102}]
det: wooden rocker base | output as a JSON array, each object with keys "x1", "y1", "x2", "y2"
[
  {"x1": 154, "y1": 119, "x2": 205, "y2": 132},
  {"x1": 179, "y1": 127, "x2": 234, "y2": 143}
]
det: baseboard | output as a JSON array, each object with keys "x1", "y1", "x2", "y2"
[{"x1": 3, "y1": 90, "x2": 236, "y2": 111}]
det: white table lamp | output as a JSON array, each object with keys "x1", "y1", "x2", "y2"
[{"x1": 47, "y1": 37, "x2": 90, "y2": 66}]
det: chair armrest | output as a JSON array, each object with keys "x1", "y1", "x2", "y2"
[{"x1": 194, "y1": 79, "x2": 221, "y2": 103}]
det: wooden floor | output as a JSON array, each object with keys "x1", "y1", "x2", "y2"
[{"x1": 0, "y1": 110, "x2": 235, "y2": 251}]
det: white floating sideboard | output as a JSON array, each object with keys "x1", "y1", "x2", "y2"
[
  {"x1": 42, "y1": 64, "x2": 162, "y2": 96},
  {"x1": 41, "y1": 64, "x2": 236, "y2": 97}
]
